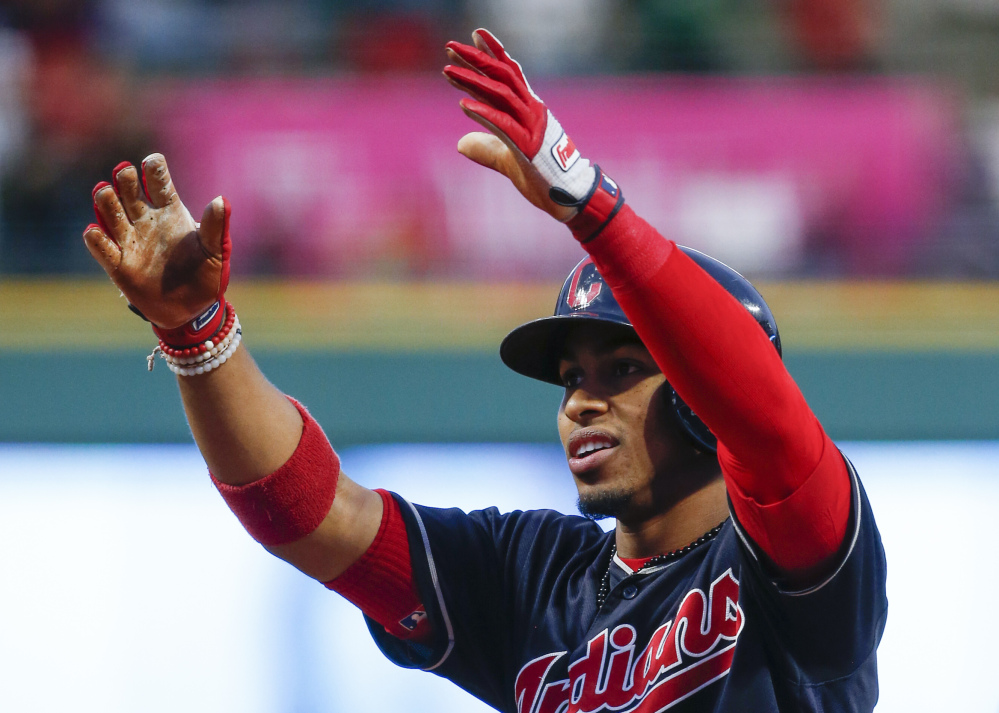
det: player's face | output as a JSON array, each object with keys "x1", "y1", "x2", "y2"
[{"x1": 556, "y1": 323, "x2": 704, "y2": 523}]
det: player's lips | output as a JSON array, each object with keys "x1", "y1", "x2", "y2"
[{"x1": 566, "y1": 429, "x2": 620, "y2": 475}]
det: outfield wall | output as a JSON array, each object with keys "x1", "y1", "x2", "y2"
[
  {"x1": 1, "y1": 350, "x2": 998, "y2": 443},
  {"x1": 0, "y1": 280, "x2": 996, "y2": 443}
]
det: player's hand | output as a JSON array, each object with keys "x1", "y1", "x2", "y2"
[
  {"x1": 443, "y1": 29, "x2": 598, "y2": 222},
  {"x1": 83, "y1": 153, "x2": 231, "y2": 340}
]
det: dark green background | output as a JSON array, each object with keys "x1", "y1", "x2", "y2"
[{"x1": 0, "y1": 350, "x2": 994, "y2": 443}]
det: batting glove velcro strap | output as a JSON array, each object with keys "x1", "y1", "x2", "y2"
[
  {"x1": 152, "y1": 300, "x2": 228, "y2": 349},
  {"x1": 564, "y1": 168, "x2": 626, "y2": 243}
]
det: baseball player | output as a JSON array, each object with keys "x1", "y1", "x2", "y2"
[{"x1": 82, "y1": 28, "x2": 886, "y2": 712}]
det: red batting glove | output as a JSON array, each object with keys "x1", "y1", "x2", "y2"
[
  {"x1": 83, "y1": 153, "x2": 232, "y2": 348},
  {"x1": 444, "y1": 28, "x2": 623, "y2": 238}
]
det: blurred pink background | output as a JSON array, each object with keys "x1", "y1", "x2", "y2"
[
  {"x1": 0, "y1": 0, "x2": 997, "y2": 278},
  {"x1": 159, "y1": 77, "x2": 959, "y2": 277}
]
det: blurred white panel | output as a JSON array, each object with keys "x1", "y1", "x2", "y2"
[
  {"x1": 676, "y1": 172, "x2": 804, "y2": 274},
  {"x1": 840, "y1": 442, "x2": 999, "y2": 713},
  {"x1": 0, "y1": 442, "x2": 997, "y2": 712},
  {"x1": 972, "y1": 100, "x2": 999, "y2": 205},
  {"x1": 0, "y1": 445, "x2": 295, "y2": 713}
]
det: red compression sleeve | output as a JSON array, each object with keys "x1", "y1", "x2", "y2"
[
  {"x1": 573, "y1": 205, "x2": 851, "y2": 574},
  {"x1": 211, "y1": 398, "x2": 340, "y2": 546},
  {"x1": 326, "y1": 490, "x2": 432, "y2": 643}
]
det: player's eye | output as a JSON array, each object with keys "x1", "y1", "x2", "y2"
[
  {"x1": 613, "y1": 360, "x2": 641, "y2": 378},
  {"x1": 560, "y1": 367, "x2": 583, "y2": 388}
]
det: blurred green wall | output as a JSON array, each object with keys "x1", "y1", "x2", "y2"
[{"x1": 1, "y1": 280, "x2": 996, "y2": 444}]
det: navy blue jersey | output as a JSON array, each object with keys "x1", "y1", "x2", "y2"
[{"x1": 366, "y1": 458, "x2": 887, "y2": 712}]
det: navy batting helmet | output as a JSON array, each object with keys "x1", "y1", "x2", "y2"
[{"x1": 500, "y1": 247, "x2": 781, "y2": 453}]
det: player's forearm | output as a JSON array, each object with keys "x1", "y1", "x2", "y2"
[
  {"x1": 578, "y1": 208, "x2": 851, "y2": 574},
  {"x1": 178, "y1": 343, "x2": 385, "y2": 581},
  {"x1": 82, "y1": 156, "x2": 386, "y2": 585},
  {"x1": 578, "y1": 207, "x2": 825, "y2": 496},
  {"x1": 177, "y1": 345, "x2": 303, "y2": 486}
]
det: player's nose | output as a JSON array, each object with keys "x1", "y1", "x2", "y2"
[{"x1": 561, "y1": 385, "x2": 610, "y2": 424}]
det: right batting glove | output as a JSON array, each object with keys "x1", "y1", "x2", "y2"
[{"x1": 444, "y1": 28, "x2": 624, "y2": 241}]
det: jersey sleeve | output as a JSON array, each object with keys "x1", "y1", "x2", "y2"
[
  {"x1": 364, "y1": 493, "x2": 608, "y2": 712},
  {"x1": 731, "y1": 457, "x2": 888, "y2": 704},
  {"x1": 576, "y1": 205, "x2": 851, "y2": 577}
]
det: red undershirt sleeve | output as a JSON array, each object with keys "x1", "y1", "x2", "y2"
[
  {"x1": 325, "y1": 490, "x2": 432, "y2": 643},
  {"x1": 574, "y1": 204, "x2": 851, "y2": 575}
]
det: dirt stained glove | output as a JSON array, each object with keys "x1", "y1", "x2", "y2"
[{"x1": 83, "y1": 153, "x2": 233, "y2": 348}]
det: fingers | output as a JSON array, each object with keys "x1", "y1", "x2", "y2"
[
  {"x1": 82, "y1": 223, "x2": 123, "y2": 275},
  {"x1": 456, "y1": 130, "x2": 572, "y2": 221},
  {"x1": 141, "y1": 153, "x2": 179, "y2": 209},
  {"x1": 444, "y1": 46, "x2": 476, "y2": 73},
  {"x1": 112, "y1": 162, "x2": 149, "y2": 223},
  {"x1": 442, "y1": 66, "x2": 495, "y2": 111},
  {"x1": 459, "y1": 97, "x2": 531, "y2": 155},
  {"x1": 471, "y1": 28, "x2": 505, "y2": 60},
  {"x1": 444, "y1": 65, "x2": 530, "y2": 125},
  {"x1": 445, "y1": 41, "x2": 527, "y2": 102},
  {"x1": 457, "y1": 131, "x2": 515, "y2": 174},
  {"x1": 198, "y1": 196, "x2": 228, "y2": 259},
  {"x1": 93, "y1": 181, "x2": 136, "y2": 248},
  {"x1": 203, "y1": 196, "x2": 233, "y2": 298},
  {"x1": 470, "y1": 28, "x2": 538, "y2": 99}
]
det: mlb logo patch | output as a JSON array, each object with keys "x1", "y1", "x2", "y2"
[
  {"x1": 552, "y1": 132, "x2": 580, "y2": 172},
  {"x1": 399, "y1": 608, "x2": 427, "y2": 631}
]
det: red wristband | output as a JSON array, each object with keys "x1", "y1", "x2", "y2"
[{"x1": 211, "y1": 398, "x2": 340, "y2": 546}]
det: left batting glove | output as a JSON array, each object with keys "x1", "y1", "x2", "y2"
[
  {"x1": 444, "y1": 29, "x2": 624, "y2": 239},
  {"x1": 83, "y1": 154, "x2": 233, "y2": 348}
]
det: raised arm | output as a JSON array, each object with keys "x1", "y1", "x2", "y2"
[
  {"x1": 444, "y1": 30, "x2": 851, "y2": 580},
  {"x1": 82, "y1": 155, "x2": 382, "y2": 582}
]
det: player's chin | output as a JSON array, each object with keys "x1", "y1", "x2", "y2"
[{"x1": 576, "y1": 483, "x2": 634, "y2": 521}]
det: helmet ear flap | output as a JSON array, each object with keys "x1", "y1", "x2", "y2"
[{"x1": 663, "y1": 383, "x2": 718, "y2": 453}]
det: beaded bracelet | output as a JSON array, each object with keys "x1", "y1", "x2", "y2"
[
  {"x1": 147, "y1": 305, "x2": 242, "y2": 376},
  {"x1": 165, "y1": 326, "x2": 242, "y2": 376},
  {"x1": 164, "y1": 316, "x2": 240, "y2": 366}
]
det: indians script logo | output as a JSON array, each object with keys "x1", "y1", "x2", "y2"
[
  {"x1": 553, "y1": 132, "x2": 581, "y2": 172},
  {"x1": 566, "y1": 259, "x2": 602, "y2": 310},
  {"x1": 514, "y1": 571, "x2": 743, "y2": 713}
]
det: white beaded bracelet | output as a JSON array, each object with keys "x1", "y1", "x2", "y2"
[
  {"x1": 147, "y1": 314, "x2": 242, "y2": 376},
  {"x1": 166, "y1": 328, "x2": 242, "y2": 377},
  {"x1": 165, "y1": 316, "x2": 241, "y2": 367}
]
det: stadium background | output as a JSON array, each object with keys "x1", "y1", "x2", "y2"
[{"x1": 0, "y1": 0, "x2": 997, "y2": 710}]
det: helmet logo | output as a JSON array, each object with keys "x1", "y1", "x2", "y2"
[
  {"x1": 565, "y1": 258, "x2": 603, "y2": 310},
  {"x1": 569, "y1": 284, "x2": 601, "y2": 309}
]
